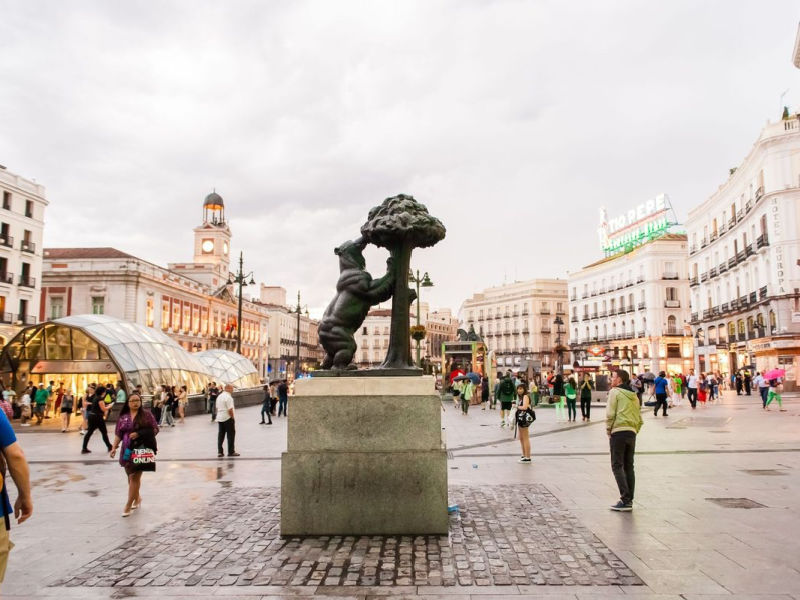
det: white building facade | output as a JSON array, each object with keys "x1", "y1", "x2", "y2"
[
  {"x1": 459, "y1": 279, "x2": 569, "y2": 371},
  {"x1": 687, "y1": 115, "x2": 800, "y2": 389},
  {"x1": 259, "y1": 285, "x2": 322, "y2": 378},
  {"x1": 0, "y1": 165, "x2": 47, "y2": 345},
  {"x1": 568, "y1": 234, "x2": 694, "y2": 375},
  {"x1": 41, "y1": 193, "x2": 271, "y2": 380}
]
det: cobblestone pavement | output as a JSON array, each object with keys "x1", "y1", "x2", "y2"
[{"x1": 56, "y1": 484, "x2": 641, "y2": 588}]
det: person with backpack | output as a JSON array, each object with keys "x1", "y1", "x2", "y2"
[
  {"x1": 552, "y1": 373, "x2": 566, "y2": 420},
  {"x1": 606, "y1": 369, "x2": 643, "y2": 511},
  {"x1": 497, "y1": 371, "x2": 516, "y2": 427},
  {"x1": 653, "y1": 371, "x2": 670, "y2": 417},
  {"x1": 565, "y1": 377, "x2": 578, "y2": 422},
  {"x1": 480, "y1": 376, "x2": 489, "y2": 410},
  {"x1": 514, "y1": 383, "x2": 535, "y2": 463},
  {"x1": 60, "y1": 388, "x2": 75, "y2": 432}
]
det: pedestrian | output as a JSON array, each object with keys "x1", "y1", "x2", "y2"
[
  {"x1": 671, "y1": 373, "x2": 682, "y2": 401},
  {"x1": 208, "y1": 381, "x2": 219, "y2": 422},
  {"x1": 552, "y1": 373, "x2": 566, "y2": 421},
  {"x1": 697, "y1": 373, "x2": 708, "y2": 406},
  {"x1": 54, "y1": 383, "x2": 64, "y2": 414},
  {"x1": 744, "y1": 371, "x2": 752, "y2": 396},
  {"x1": 44, "y1": 380, "x2": 55, "y2": 418},
  {"x1": 270, "y1": 382, "x2": 278, "y2": 415},
  {"x1": 216, "y1": 383, "x2": 239, "y2": 457},
  {"x1": 60, "y1": 388, "x2": 75, "y2": 432},
  {"x1": 115, "y1": 380, "x2": 127, "y2": 407},
  {"x1": 491, "y1": 372, "x2": 502, "y2": 410},
  {"x1": 259, "y1": 384, "x2": 272, "y2": 424},
  {"x1": 653, "y1": 371, "x2": 669, "y2": 417},
  {"x1": 680, "y1": 373, "x2": 687, "y2": 399},
  {"x1": 0, "y1": 410, "x2": 34, "y2": 583},
  {"x1": 150, "y1": 386, "x2": 162, "y2": 424},
  {"x1": 496, "y1": 371, "x2": 516, "y2": 427},
  {"x1": 565, "y1": 376, "x2": 577, "y2": 422},
  {"x1": 765, "y1": 378, "x2": 785, "y2": 411},
  {"x1": 277, "y1": 380, "x2": 288, "y2": 417},
  {"x1": 686, "y1": 369, "x2": 698, "y2": 409},
  {"x1": 159, "y1": 385, "x2": 175, "y2": 427},
  {"x1": 33, "y1": 383, "x2": 48, "y2": 425},
  {"x1": 754, "y1": 372, "x2": 769, "y2": 408},
  {"x1": 735, "y1": 371, "x2": 743, "y2": 395},
  {"x1": 78, "y1": 386, "x2": 91, "y2": 434},
  {"x1": 605, "y1": 369, "x2": 643, "y2": 512},
  {"x1": 579, "y1": 374, "x2": 593, "y2": 421},
  {"x1": 460, "y1": 377, "x2": 474, "y2": 415},
  {"x1": 530, "y1": 376, "x2": 540, "y2": 407},
  {"x1": 19, "y1": 387, "x2": 32, "y2": 427},
  {"x1": 514, "y1": 383, "x2": 534, "y2": 463},
  {"x1": 81, "y1": 385, "x2": 113, "y2": 454},
  {"x1": 480, "y1": 376, "x2": 489, "y2": 410},
  {"x1": 177, "y1": 385, "x2": 188, "y2": 423},
  {"x1": 109, "y1": 393, "x2": 159, "y2": 517}
]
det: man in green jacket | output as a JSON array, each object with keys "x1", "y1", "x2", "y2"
[
  {"x1": 606, "y1": 369, "x2": 643, "y2": 511},
  {"x1": 33, "y1": 383, "x2": 49, "y2": 425}
]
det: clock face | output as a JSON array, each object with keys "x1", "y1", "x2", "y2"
[
  {"x1": 223, "y1": 242, "x2": 229, "y2": 255},
  {"x1": 201, "y1": 240, "x2": 214, "y2": 253}
]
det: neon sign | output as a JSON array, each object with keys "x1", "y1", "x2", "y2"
[{"x1": 598, "y1": 194, "x2": 675, "y2": 255}]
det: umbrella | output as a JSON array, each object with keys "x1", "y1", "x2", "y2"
[
  {"x1": 641, "y1": 371, "x2": 656, "y2": 381},
  {"x1": 452, "y1": 375, "x2": 471, "y2": 382},
  {"x1": 466, "y1": 372, "x2": 481, "y2": 384},
  {"x1": 763, "y1": 368, "x2": 785, "y2": 380}
]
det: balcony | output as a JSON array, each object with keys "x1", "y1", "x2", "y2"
[
  {"x1": 19, "y1": 275, "x2": 35, "y2": 288},
  {"x1": 626, "y1": 306, "x2": 635, "y2": 313},
  {"x1": 637, "y1": 330, "x2": 645, "y2": 337},
  {"x1": 581, "y1": 315, "x2": 589, "y2": 322},
  {"x1": 745, "y1": 245, "x2": 755, "y2": 257},
  {"x1": 721, "y1": 302, "x2": 729, "y2": 312},
  {"x1": 709, "y1": 231, "x2": 718, "y2": 242},
  {"x1": 664, "y1": 328, "x2": 681, "y2": 336},
  {"x1": 700, "y1": 237, "x2": 708, "y2": 248},
  {"x1": 736, "y1": 209, "x2": 744, "y2": 222},
  {"x1": 20, "y1": 240, "x2": 35, "y2": 253},
  {"x1": 512, "y1": 328, "x2": 520, "y2": 334},
  {"x1": 521, "y1": 310, "x2": 529, "y2": 316},
  {"x1": 539, "y1": 309, "x2": 551, "y2": 315},
  {"x1": 689, "y1": 276, "x2": 698, "y2": 287},
  {"x1": 636, "y1": 276, "x2": 645, "y2": 283},
  {"x1": 625, "y1": 280, "x2": 633, "y2": 287},
  {"x1": 616, "y1": 283, "x2": 624, "y2": 290},
  {"x1": 689, "y1": 245, "x2": 698, "y2": 255},
  {"x1": 736, "y1": 251, "x2": 745, "y2": 263},
  {"x1": 16, "y1": 314, "x2": 35, "y2": 325},
  {"x1": 570, "y1": 295, "x2": 576, "y2": 302},
  {"x1": 759, "y1": 286, "x2": 768, "y2": 300},
  {"x1": 638, "y1": 302, "x2": 645, "y2": 310},
  {"x1": 556, "y1": 308, "x2": 566, "y2": 315},
  {"x1": 0, "y1": 312, "x2": 12, "y2": 324},
  {"x1": 730, "y1": 298, "x2": 739, "y2": 310},
  {"x1": 590, "y1": 291, "x2": 597, "y2": 297},
  {"x1": 590, "y1": 312, "x2": 598, "y2": 319},
  {"x1": 0, "y1": 272, "x2": 12, "y2": 285},
  {"x1": 756, "y1": 234, "x2": 769, "y2": 248},
  {"x1": 739, "y1": 295, "x2": 749, "y2": 308},
  {"x1": 664, "y1": 300, "x2": 680, "y2": 308},
  {"x1": 703, "y1": 308, "x2": 713, "y2": 319},
  {"x1": 728, "y1": 217, "x2": 736, "y2": 229},
  {"x1": 728, "y1": 257, "x2": 737, "y2": 269},
  {"x1": 570, "y1": 316, "x2": 578, "y2": 323},
  {"x1": 755, "y1": 186, "x2": 764, "y2": 200},
  {"x1": 718, "y1": 263, "x2": 728, "y2": 273},
  {"x1": 521, "y1": 327, "x2": 529, "y2": 334},
  {"x1": 662, "y1": 272, "x2": 679, "y2": 280},
  {"x1": 617, "y1": 308, "x2": 626, "y2": 315},
  {"x1": 719, "y1": 222, "x2": 727, "y2": 234},
  {"x1": 709, "y1": 267, "x2": 718, "y2": 278},
  {"x1": 540, "y1": 327, "x2": 551, "y2": 334},
  {"x1": 581, "y1": 293, "x2": 588, "y2": 299},
  {"x1": 749, "y1": 291, "x2": 757, "y2": 304},
  {"x1": 737, "y1": 332, "x2": 746, "y2": 342},
  {"x1": 745, "y1": 200, "x2": 753, "y2": 213},
  {"x1": 0, "y1": 235, "x2": 13, "y2": 248},
  {"x1": 690, "y1": 312, "x2": 699, "y2": 322},
  {"x1": 700, "y1": 272, "x2": 709, "y2": 283},
  {"x1": 599, "y1": 310, "x2": 607, "y2": 317}
]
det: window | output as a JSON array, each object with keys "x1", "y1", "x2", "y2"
[
  {"x1": 666, "y1": 287, "x2": 678, "y2": 301},
  {"x1": 667, "y1": 315, "x2": 677, "y2": 333},
  {"x1": 2, "y1": 192, "x2": 9, "y2": 210},
  {"x1": 161, "y1": 299, "x2": 170, "y2": 329},
  {"x1": 25, "y1": 200, "x2": 33, "y2": 218},
  {"x1": 50, "y1": 297, "x2": 64, "y2": 319},
  {"x1": 91, "y1": 296, "x2": 105, "y2": 315},
  {"x1": 145, "y1": 299, "x2": 154, "y2": 327}
]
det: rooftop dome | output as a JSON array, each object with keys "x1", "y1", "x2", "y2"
[{"x1": 204, "y1": 191, "x2": 224, "y2": 209}]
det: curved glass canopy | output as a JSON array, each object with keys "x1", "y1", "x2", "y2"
[
  {"x1": 196, "y1": 349, "x2": 261, "y2": 389},
  {"x1": 0, "y1": 315, "x2": 260, "y2": 395}
]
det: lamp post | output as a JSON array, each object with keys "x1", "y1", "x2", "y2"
[
  {"x1": 228, "y1": 252, "x2": 255, "y2": 354},
  {"x1": 553, "y1": 315, "x2": 565, "y2": 373},
  {"x1": 408, "y1": 269, "x2": 434, "y2": 367},
  {"x1": 293, "y1": 291, "x2": 308, "y2": 380}
]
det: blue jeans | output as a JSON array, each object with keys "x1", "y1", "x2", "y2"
[
  {"x1": 260, "y1": 400, "x2": 272, "y2": 423},
  {"x1": 759, "y1": 387, "x2": 769, "y2": 407},
  {"x1": 278, "y1": 398, "x2": 287, "y2": 417}
]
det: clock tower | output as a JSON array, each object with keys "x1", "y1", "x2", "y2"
[{"x1": 192, "y1": 191, "x2": 231, "y2": 274}]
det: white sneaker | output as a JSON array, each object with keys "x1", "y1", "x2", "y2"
[{"x1": 21, "y1": 423, "x2": 31, "y2": 427}]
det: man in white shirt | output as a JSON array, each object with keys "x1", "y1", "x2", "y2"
[
  {"x1": 686, "y1": 369, "x2": 698, "y2": 410},
  {"x1": 753, "y1": 372, "x2": 769, "y2": 408},
  {"x1": 215, "y1": 383, "x2": 239, "y2": 458}
]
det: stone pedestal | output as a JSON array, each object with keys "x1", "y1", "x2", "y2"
[{"x1": 281, "y1": 375, "x2": 448, "y2": 536}]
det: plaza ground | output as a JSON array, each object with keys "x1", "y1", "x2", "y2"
[{"x1": 3, "y1": 389, "x2": 799, "y2": 599}]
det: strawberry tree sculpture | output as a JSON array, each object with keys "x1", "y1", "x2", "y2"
[{"x1": 361, "y1": 194, "x2": 446, "y2": 370}]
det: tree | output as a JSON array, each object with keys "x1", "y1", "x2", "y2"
[{"x1": 361, "y1": 194, "x2": 446, "y2": 369}]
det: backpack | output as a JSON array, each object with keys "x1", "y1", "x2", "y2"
[{"x1": 500, "y1": 378, "x2": 515, "y2": 397}]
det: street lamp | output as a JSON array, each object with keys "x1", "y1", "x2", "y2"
[
  {"x1": 293, "y1": 291, "x2": 308, "y2": 380},
  {"x1": 409, "y1": 269, "x2": 434, "y2": 367},
  {"x1": 553, "y1": 315, "x2": 565, "y2": 373},
  {"x1": 228, "y1": 252, "x2": 255, "y2": 354}
]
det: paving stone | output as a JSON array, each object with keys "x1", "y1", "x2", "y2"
[{"x1": 56, "y1": 484, "x2": 640, "y2": 589}]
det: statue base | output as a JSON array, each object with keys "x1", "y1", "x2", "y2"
[{"x1": 280, "y1": 376, "x2": 448, "y2": 536}]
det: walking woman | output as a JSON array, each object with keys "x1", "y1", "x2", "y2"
[
  {"x1": 697, "y1": 373, "x2": 708, "y2": 406},
  {"x1": 82, "y1": 385, "x2": 112, "y2": 454},
  {"x1": 765, "y1": 378, "x2": 785, "y2": 411},
  {"x1": 159, "y1": 385, "x2": 175, "y2": 427},
  {"x1": 110, "y1": 393, "x2": 159, "y2": 517},
  {"x1": 60, "y1": 388, "x2": 75, "y2": 432},
  {"x1": 177, "y1": 385, "x2": 188, "y2": 423},
  {"x1": 514, "y1": 383, "x2": 534, "y2": 463},
  {"x1": 565, "y1": 376, "x2": 578, "y2": 422},
  {"x1": 579, "y1": 374, "x2": 593, "y2": 421}
]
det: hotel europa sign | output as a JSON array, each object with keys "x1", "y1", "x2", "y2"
[{"x1": 597, "y1": 193, "x2": 676, "y2": 255}]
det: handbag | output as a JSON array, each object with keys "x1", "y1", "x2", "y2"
[
  {"x1": 128, "y1": 436, "x2": 156, "y2": 472},
  {"x1": 515, "y1": 407, "x2": 535, "y2": 427}
]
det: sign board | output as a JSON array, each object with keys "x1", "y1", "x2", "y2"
[
  {"x1": 597, "y1": 194, "x2": 676, "y2": 255},
  {"x1": 32, "y1": 360, "x2": 118, "y2": 374},
  {"x1": 792, "y1": 311, "x2": 800, "y2": 323}
]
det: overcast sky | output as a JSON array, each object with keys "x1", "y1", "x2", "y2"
[{"x1": 1, "y1": 1, "x2": 798, "y2": 318}]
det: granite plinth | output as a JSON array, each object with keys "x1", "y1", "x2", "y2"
[
  {"x1": 281, "y1": 376, "x2": 448, "y2": 536},
  {"x1": 313, "y1": 367, "x2": 423, "y2": 377}
]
